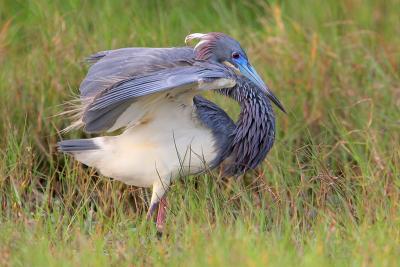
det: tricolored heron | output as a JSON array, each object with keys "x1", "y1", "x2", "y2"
[{"x1": 58, "y1": 32, "x2": 285, "y2": 234}]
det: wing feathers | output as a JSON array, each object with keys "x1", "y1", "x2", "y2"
[
  {"x1": 70, "y1": 47, "x2": 236, "y2": 133},
  {"x1": 81, "y1": 64, "x2": 235, "y2": 133},
  {"x1": 84, "y1": 101, "x2": 133, "y2": 133},
  {"x1": 80, "y1": 47, "x2": 194, "y2": 98},
  {"x1": 88, "y1": 67, "x2": 215, "y2": 111}
]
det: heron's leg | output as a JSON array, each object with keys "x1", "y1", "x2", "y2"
[
  {"x1": 146, "y1": 179, "x2": 170, "y2": 235},
  {"x1": 146, "y1": 201, "x2": 158, "y2": 220},
  {"x1": 156, "y1": 195, "x2": 168, "y2": 234}
]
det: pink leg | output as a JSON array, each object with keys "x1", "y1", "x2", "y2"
[{"x1": 156, "y1": 196, "x2": 168, "y2": 234}]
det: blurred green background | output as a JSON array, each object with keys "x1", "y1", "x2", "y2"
[{"x1": 0, "y1": 0, "x2": 399, "y2": 266}]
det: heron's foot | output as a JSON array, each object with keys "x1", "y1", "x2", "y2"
[{"x1": 156, "y1": 196, "x2": 168, "y2": 237}]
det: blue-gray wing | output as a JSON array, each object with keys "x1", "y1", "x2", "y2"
[
  {"x1": 81, "y1": 64, "x2": 236, "y2": 133},
  {"x1": 80, "y1": 47, "x2": 195, "y2": 98}
]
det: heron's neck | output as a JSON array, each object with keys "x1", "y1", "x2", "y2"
[{"x1": 220, "y1": 85, "x2": 276, "y2": 175}]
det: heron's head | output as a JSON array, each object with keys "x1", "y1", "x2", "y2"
[{"x1": 185, "y1": 32, "x2": 285, "y2": 113}]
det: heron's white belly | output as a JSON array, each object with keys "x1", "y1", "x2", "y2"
[{"x1": 80, "y1": 103, "x2": 217, "y2": 187}]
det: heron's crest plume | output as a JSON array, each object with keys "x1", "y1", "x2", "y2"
[{"x1": 185, "y1": 32, "x2": 240, "y2": 61}]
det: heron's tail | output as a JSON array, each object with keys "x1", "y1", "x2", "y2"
[
  {"x1": 57, "y1": 137, "x2": 109, "y2": 169},
  {"x1": 57, "y1": 139, "x2": 99, "y2": 153}
]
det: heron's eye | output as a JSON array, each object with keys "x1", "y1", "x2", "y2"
[{"x1": 232, "y1": 52, "x2": 240, "y2": 59}]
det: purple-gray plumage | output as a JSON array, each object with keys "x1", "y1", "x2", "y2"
[{"x1": 57, "y1": 32, "x2": 284, "y2": 235}]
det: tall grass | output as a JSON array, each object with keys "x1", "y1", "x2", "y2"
[{"x1": 0, "y1": 0, "x2": 399, "y2": 266}]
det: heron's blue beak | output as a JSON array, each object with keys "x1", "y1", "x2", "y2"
[{"x1": 236, "y1": 59, "x2": 286, "y2": 113}]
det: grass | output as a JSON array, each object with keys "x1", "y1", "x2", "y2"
[{"x1": 0, "y1": 0, "x2": 399, "y2": 266}]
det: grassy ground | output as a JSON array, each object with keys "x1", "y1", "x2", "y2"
[{"x1": 1, "y1": 0, "x2": 399, "y2": 266}]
